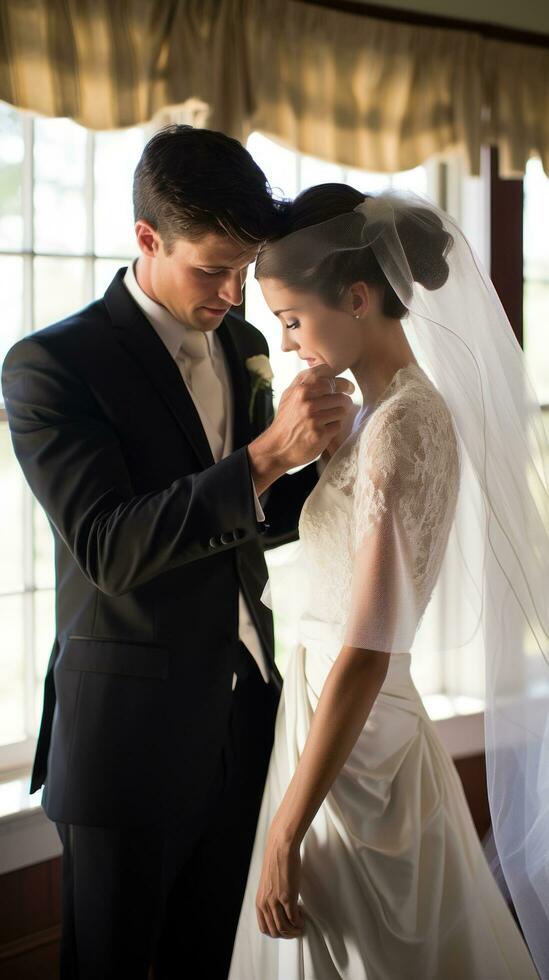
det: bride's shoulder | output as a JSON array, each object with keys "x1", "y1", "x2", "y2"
[{"x1": 358, "y1": 365, "x2": 455, "y2": 462}]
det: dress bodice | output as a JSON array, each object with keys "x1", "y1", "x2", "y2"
[{"x1": 298, "y1": 363, "x2": 460, "y2": 652}]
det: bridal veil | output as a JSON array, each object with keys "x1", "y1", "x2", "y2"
[{"x1": 256, "y1": 189, "x2": 549, "y2": 978}]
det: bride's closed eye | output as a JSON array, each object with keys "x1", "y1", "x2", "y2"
[{"x1": 286, "y1": 320, "x2": 300, "y2": 330}]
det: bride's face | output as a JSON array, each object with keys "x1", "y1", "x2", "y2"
[{"x1": 259, "y1": 277, "x2": 368, "y2": 375}]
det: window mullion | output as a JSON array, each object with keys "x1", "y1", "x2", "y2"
[
  {"x1": 424, "y1": 157, "x2": 441, "y2": 209},
  {"x1": 22, "y1": 115, "x2": 34, "y2": 254},
  {"x1": 295, "y1": 149, "x2": 302, "y2": 195},
  {"x1": 22, "y1": 492, "x2": 36, "y2": 738},
  {"x1": 22, "y1": 114, "x2": 34, "y2": 338},
  {"x1": 20, "y1": 114, "x2": 37, "y2": 739},
  {"x1": 85, "y1": 129, "x2": 95, "y2": 299}
]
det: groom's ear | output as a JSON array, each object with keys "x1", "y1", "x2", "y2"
[{"x1": 135, "y1": 220, "x2": 162, "y2": 258}]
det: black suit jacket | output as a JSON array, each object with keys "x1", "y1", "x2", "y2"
[{"x1": 1, "y1": 269, "x2": 317, "y2": 828}]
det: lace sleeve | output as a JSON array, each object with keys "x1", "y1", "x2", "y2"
[{"x1": 343, "y1": 400, "x2": 423, "y2": 653}]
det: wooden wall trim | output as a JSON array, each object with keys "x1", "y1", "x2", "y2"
[
  {"x1": 0, "y1": 857, "x2": 61, "y2": 979},
  {"x1": 0, "y1": 924, "x2": 61, "y2": 961}
]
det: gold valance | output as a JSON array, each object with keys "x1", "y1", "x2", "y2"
[{"x1": 0, "y1": 0, "x2": 547, "y2": 177}]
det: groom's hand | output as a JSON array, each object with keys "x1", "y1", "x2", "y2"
[{"x1": 247, "y1": 365, "x2": 355, "y2": 495}]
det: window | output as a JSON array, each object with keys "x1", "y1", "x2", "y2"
[
  {"x1": 2, "y1": 110, "x2": 540, "y2": 773},
  {"x1": 523, "y1": 158, "x2": 549, "y2": 685},
  {"x1": 524, "y1": 159, "x2": 549, "y2": 411},
  {"x1": 0, "y1": 102, "x2": 146, "y2": 771}
]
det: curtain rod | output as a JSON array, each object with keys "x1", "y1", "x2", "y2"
[{"x1": 299, "y1": 0, "x2": 549, "y2": 49}]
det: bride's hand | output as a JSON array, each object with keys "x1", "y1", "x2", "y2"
[{"x1": 255, "y1": 832, "x2": 305, "y2": 940}]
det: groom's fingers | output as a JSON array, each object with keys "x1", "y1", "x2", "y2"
[
  {"x1": 292, "y1": 364, "x2": 355, "y2": 397},
  {"x1": 299, "y1": 379, "x2": 355, "y2": 399},
  {"x1": 302, "y1": 377, "x2": 355, "y2": 398},
  {"x1": 303, "y1": 393, "x2": 352, "y2": 416}
]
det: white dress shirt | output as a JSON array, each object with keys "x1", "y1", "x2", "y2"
[{"x1": 124, "y1": 261, "x2": 270, "y2": 688}]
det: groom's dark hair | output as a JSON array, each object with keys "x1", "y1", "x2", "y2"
[{"x1": 133, "y1": 125, "x2": 282, "y2": 252}]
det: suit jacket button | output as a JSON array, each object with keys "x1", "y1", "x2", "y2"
[
  {"x1": 209, "y1": 536, "x2": 218, "y2": 549},
  {"x1": 220, "y1": 532, "x2": 233, "y2": 545}
]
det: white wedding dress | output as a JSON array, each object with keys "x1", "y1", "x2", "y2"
[{"x1": 229, "y1": 363, "x2": 538, "y2": 980}]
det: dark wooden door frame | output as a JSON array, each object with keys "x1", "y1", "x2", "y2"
[{"x1": 489, "y1": 146, "x2": 524, "y2": 347}]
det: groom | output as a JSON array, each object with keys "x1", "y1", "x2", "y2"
[{"x1": 1, "y1": 125, "x2": 352, "y2": 979}]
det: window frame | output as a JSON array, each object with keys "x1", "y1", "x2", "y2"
[
  {"x1": 1, "y1": 117, "x2": 543, "y2": 774},
  {"x1": 0, "y1": 110, "x2": 146, "y2": 774}
]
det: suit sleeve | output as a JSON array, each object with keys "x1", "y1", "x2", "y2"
[
  {"x1": 237, "y1": 322, "x2": 319, "y2": 547},
  {"x1": 260, "y1": 464, "x2": 318, "y2": 548},
  {"x1": 2, "y1": 337, "x2": 261, "y2": 597}
]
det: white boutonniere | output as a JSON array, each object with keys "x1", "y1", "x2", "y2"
[{"x1": 246, "y1": 354, "x2": 274, "y2": 421}]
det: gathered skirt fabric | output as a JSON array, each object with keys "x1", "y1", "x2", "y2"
[{"x1": 229, "y1": 621, "x2": 538, "y2": 980}]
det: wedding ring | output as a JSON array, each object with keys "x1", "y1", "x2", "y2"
[{"x1": 328, "y1": 377, "x2": 337, "y2": 394}]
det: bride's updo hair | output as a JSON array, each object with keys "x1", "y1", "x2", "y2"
[{"x1": 258, "y1": 183, "x2": 453, "y2": 319}]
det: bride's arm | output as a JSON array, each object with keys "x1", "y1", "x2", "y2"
[
  {"x1": 256, "y1": 409, "x2": 411, "y2": 940},
  {"x1": 256, "y1": 644, "x2": 390, "y2": 940}
]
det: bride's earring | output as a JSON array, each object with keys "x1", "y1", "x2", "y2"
[{"x1": 354, "y1": 314, "x2": 360, "y2": 319}]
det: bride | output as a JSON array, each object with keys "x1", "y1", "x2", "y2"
[{"x1": 229, "y1": 185, "x2": 548, "y2": 979}]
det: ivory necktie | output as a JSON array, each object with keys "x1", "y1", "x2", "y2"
[{"x1": 176, "y1": 329, "x2": 226, "y2": 459}]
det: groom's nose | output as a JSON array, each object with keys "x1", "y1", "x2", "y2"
[{"x1": 218, "y1": 271, "x2": 244, "y2": 307}]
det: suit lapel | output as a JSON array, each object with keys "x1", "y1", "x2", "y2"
[
  {"x1": 104, "y1": 270, "x2": 215, "y2": 469},
  {"x1": 216, "y1": 317, "x2": 253, "y2": 451}
]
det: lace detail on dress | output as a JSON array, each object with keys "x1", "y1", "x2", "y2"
[
  {"x1": 329, "y1": 447, "x2": 358, "y2": 496},
  {"x1": 298, "y1": 364, "x2": 460, "y2": 649},
  {"x1": 328, "y1": 365, "x2": 407, "y2": 498}
]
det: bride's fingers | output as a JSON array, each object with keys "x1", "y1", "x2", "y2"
[
  {"x1": 257, "y1": 902, "x2": 278, "y2": 939},
  {"x1": 256, "y1": 904, "x2": 270, "y2": 936},
  {"x1": 281, "y1": 892, "x2": 305, "y2": 929},
  {"x1": 273, "y1": 901, "x2": 303, "y2": 938},
  {"x1": 285, "y1": 900, "x2": 305, "y2": 930}
]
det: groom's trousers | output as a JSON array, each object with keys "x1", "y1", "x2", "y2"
[{"x1": 55, "y1": 648, "x2": 280, "y2": 980}]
